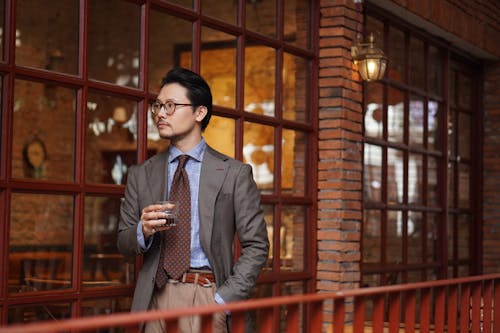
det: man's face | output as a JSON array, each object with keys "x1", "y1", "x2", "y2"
[{"x1": 153, "y1": 83, "x2": 201, "y2": 141}]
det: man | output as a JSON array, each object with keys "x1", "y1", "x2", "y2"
[{"x1": 117, "y1": 67, "x2": 269, "y2": 333}]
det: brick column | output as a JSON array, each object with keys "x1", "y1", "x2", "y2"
[
  {"x1": 318, "y1": 0, "x2": 363, "y2": 328},
  {"x1": 483, "y1": 63, "x2": 500, "y2": 274}
]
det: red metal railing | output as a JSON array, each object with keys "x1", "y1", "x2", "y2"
[{"x1": 1, "y1": 273, "x2": 499, "y2": 333}]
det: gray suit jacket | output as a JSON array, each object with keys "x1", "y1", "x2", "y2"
[{"x1": 117, "y1": 145, "x2": 269, "y2": 313}]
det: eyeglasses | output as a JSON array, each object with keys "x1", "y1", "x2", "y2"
[{"x1": 150, "y1": 100, "x2": 193, "y2": 117}]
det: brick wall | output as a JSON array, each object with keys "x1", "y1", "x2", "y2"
[{"x1": 318, "y1": 1, "x2": 363, "y2": 324}]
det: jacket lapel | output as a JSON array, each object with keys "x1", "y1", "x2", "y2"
[{"x1": 199, "y1": 146, "x2": 228, "y2": 251}]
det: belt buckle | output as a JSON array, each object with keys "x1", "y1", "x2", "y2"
[{"x1": 198, "y1": 276, "x2": 212, "y2": 288}]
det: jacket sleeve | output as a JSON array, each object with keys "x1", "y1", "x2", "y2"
[{"x1": 117, "y1": 165, "x2": 145, "y2": 256}]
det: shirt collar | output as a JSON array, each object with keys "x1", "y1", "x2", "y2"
[{"x1": 168, "y1": 138, "x2": 206, "y2": 164}]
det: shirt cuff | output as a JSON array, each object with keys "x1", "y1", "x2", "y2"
[
  {"x1": 214, "y1": 292, "x2": 225, "y2": 304},
  {"x1": 137, "y1": 222, "x2": 153, "y2": 251}
]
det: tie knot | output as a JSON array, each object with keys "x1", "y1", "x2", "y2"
[{"x1": 177, "y1": 155, "x2": 189, "y2": 168}]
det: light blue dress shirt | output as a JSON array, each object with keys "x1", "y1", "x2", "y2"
[{"x1": 137, "y1": 139, "x2": 210, "y2": 268}]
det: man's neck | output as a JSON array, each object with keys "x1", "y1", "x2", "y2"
[{"x1": 170, "y1": 135, "x2": 202, "y2": 153}]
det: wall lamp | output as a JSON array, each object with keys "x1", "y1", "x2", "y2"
[{"x1": 351, "y1": 33, "x2": 387, "y2": 82}]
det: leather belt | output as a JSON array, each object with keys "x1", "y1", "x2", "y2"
[{"x1": 168, "y1": 271, "x2": 215, "y2": 287}]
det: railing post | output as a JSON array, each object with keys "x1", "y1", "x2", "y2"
[
  {"x1": 404, "y1": 290, "x2": 416, "y2": 333},
  {"x1": 388, "y1": 291, "x2": 401, "y2": 333},
  {"x1": 470, "y1": 281, "x2": 482, "y2": 333},
  {"x1": 434, "y1": 286, "x2": 446, "y2": 333},
  {"x1": 353, "y1": 296, "x2": 364, "y2": 333},
  {"x1": 494, "y1": 279, "x2": 500, "y2": 333},
  {"x1": 285, "y1": 303, "x2": 300, "y2": 333},
  {"x1": 420, "y1": 288, "x2": 431, "y2": 333},
  {"x1": 309, "y1": 300, "x2": 323, "y2": 333},
  {"x1": 460, "y1": 283, "x2": 471, "y2": 333},
  {"x1": 332, "y1": 298, "x2": 345, "y2": 333},
  {"x1": 483, "y1": 280, "x2": 493, "y2": 333},
  {"x1": 447, "y1": 284, "x2": 458, "y2": 332}
]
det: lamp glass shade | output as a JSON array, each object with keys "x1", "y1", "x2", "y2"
[{"x1": 358, "y1": 55, "x2": 387, "y2": 81}]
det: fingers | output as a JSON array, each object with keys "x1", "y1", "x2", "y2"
[{"x1": 141, "y1": 204, "x2": 172, "y2": 238}]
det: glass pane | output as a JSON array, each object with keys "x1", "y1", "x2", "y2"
[
  {"x1": 15, "y1": 0, "x2": 78, "y2": 74},
  {"x1": 202, "y1": 0, "x2": 237, "y2": 25},
  {"x1": 245, "y1": 45, "x2": 276, "y2": 116},
  {"x1": 85, "y1": 92, "x2": 138, "y2": 184},
  {"x1": 409, "y1": 95, "x2": 424, "y2": 147},
  {"x1": 204, "y1": 116, "x2": 235, "y2": 158},
  {"x1": 252, "y1": 283, "x2": 273, "y2": 300},
  {"x1": 408, "y1": 211, "x2": 422, "y2": 263},
  {"x1": 427, "y1": 213, "x2": 438, "y2": 263},
  {"x1": 247, "y1": 0, "x2": 276, "y2": 37},
  {"x1": 0, "y1": 77, "x2": 2, "y2": 159},
  {"x1": 387, "y1": 87, "x2": 404, "y2": 143},
  {"x1": 428, "y1": 156, "x2": 439, "y2": 206},
  {"x1": 84, "y1": 196, "x2": 135, "y2": 287},
  {"x1": 281, "y1": 205, "x2": 305, "y2": 272},
  {"x1": 364, "y1": 144, "x2": 382, "y2": 203},
  {"x1": 149, "y1": 10, "x2": 192, "y2": 93},
  {"x1": 9, "y1": 193, "x2": 73, "y2": 292},
  {"x1": 261, "y1": 205, "x2": 274, "y2": 271},
  {"x1": 366, "y1": 16, "x2": 384, "y2": 51},
  {"x1": 363, "y1": 210, "x2": 381, "y2": 263},
  {"x1": 365, "y1": 82, "x2": 384, "y2": 139},
  {"x1": 409, "y1": 37, "x2": 425, "y2": 89},
  {"x1": 457, "y1": 265, "x2": 469, "y2": 278},
  {"x1": 361, "y1": 274, "x2": 380, "y2": 288},
  {"x1": 449, "y1": 70, "x2": 457, "y2": 108},
  {"x1": 12, "y1": 80, "x2": 76, "y2": 181},
  {"x1": 457, "y1": 73, "x2": 471, "y2": 109},
  {"x1": 283, "y1": 53, "x2": 308, "y2": 123},
  {"x1": 408, "y1": 153, "x2": 422, "y2": 205},
  {"x1": 387, "y1": 148, "x2": 404, "y2": 205},
  {"x1": 448, "y1": 162, "x2": 456, "y2": 207},
  {"x1": 0, "y1": 0, "x2": 3, "y2": 61},
  {"x1": 428, "y1": 100, "x2": 440, "y2": 150},
  {"x1": 448, "y1": 109, "x2": 456, "y2": 156},
  {"x1": 8, "y1": 303, "x2": 71, "y2": 323},
  {"x1": 447, "y1": 214, "x2": 455, "y2": 260},
  {"x1": 284, "y1": 0, "x2": 310, "y2": 49},
  {"x1": 88, "y1": 0, "x2": 140, "y2": 87},
  {"x1": 243, "y1": 122, "x2": 275, "y2": 192},
  {"x1": 458, "y1": 164, "x2": 470, "y2": 209},
  {"x1": 457, "y1": 215, "x2": 470, "y2": 260},
  {"x1": 282, "y1": 129, "x2": 306, "y2": 196},
  {"x1": 388, "y1": 27, "x2": 405, "y2": 82},
  {"x1": 458, "y1": 112, "x2": 471, "y2": 159},
  {"x1": 387, "y1": 210, "x2": 403, "y2": 264},
  {"x1": 81, "y1": 296, "x2": 132, "y2": 316},
  {"x1": 428, "y1": 46, "x2": 442, "y2": 95},
  {"x1": 200, "y1": 29, "x2": 237, "y2": 109}
]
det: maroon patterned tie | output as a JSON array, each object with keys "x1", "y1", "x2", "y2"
[{"x1": 155, "y1": 155, "x2": 191, "y2": 288}]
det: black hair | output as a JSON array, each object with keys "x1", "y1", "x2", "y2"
[{"x1": 161, "y1": 67, "x2": 212, "y2": 130}]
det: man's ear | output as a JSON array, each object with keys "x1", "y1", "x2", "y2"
[{"x1": 195, "y1": 106, "x2": 208, "y2": 122}]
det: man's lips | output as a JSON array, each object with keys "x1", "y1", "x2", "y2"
[{"x1": 156, "y1": 122, "x2": 170, "y2": 128}]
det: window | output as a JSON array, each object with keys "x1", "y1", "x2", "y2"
[
  {"x1": 362, "y1": 12, "x2": 480, "y2": 286},
  {"x1": 0, "y1": 0, "x2": 317, "y2": 328}
]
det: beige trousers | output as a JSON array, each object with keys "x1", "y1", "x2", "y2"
[{"x1": 145, "y1": 281, "x2": 228, "y2": 333}]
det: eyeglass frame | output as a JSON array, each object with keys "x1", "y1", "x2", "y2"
[{"x1": 150, "y1": 100, "x2": 194, "y2": 117}]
